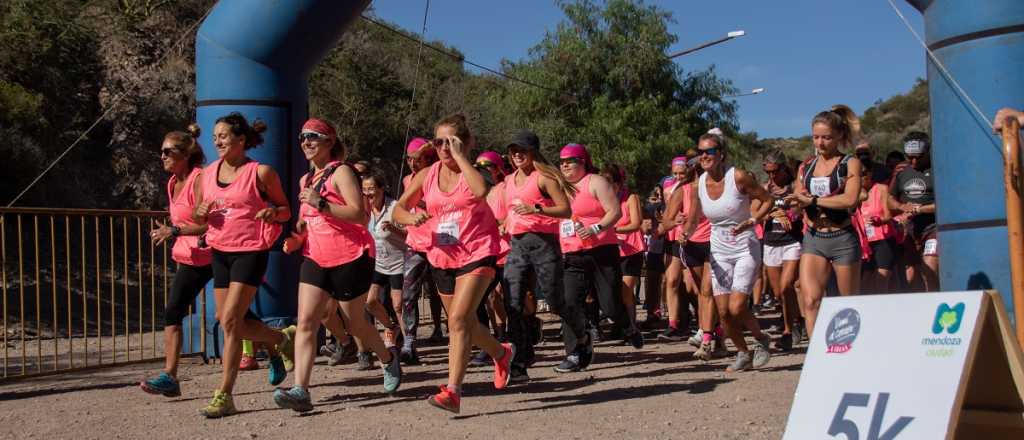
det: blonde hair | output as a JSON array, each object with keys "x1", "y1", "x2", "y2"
[{"x1": 812, "y1": 104, "x2": 860, "y2": 148}]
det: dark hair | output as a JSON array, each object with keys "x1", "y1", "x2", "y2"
[
  {"x1": 600, "y1": 163, "x2": 628, "y2": 198},
  {"x1": 762, "y1": 149, "x2": 793, "y2": 185},
  {"x1": 164, "y1": 123, "x2": 205, "y2": 169},
  {"x1": 886, "y1": 150, "x2": 907, "y2": 163},
  {"x1": 361, "y1": 171, "x2": 391, "y2": 198},
  {"x1": 811, "y1": 104, "x2": 860, "y2": 149},
  {"x1": 215, "y1": 112, "x2": 266, "y2": 150},
  {"x1": 435, "y1": 113, "x2": 474, "y2": 147},
  {"x1": 902, "y1": 131, "x2": 930, "y2": 150}
]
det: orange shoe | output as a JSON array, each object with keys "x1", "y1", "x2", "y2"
[
  {"x1": 239, "y1": 355, "x2": 259, "y2": 371},
  {"x1": 426, "y1": 385, "x2": 460, "y2": 414},
  {"x1": 493, "y1": 342, "x2": 515, "y2": 390}
]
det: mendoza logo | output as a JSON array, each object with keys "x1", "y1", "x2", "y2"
[
  {"x1": 825, "y1": 308, "x2": 861, "y2": 354},
  {"x1": 922, "y1": 303, "x2": 965, "y2": 357}
]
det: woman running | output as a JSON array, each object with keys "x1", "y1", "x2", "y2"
[
  {"x1": 860, "y1": 162, "x2": 898, "y2": 293},
  {"x1": 272, "y1": 119, "x2": 401, "y2": 412},
  {"x1": 785, "y1": 105, "x2": 864, "y2": 338},
  {"x1": 502, "y1": 129, "x2": 573, "y2": 382},
  {"x1": 685, "y1": 133, "x2": 773, "y2": 371},
  {"x1": 657, "y1": 157, "x2": 691, "y2": 341},
  {"x1": 192, "y1": 113, "x2": 293, "y2": 418},
  {"x1": 140, "y1": 124, "x2": 211, "y2": 397},
  {"x1": 887, "y1": 132, "x2": 938, "y2": 292},
  {"x1": 556, "y1": 143, "x2": 626, "y2": 373},
  {"x1": 477, "y1": 151, "x2": 510, "y2": 343},
  {"x1": 601, "y1": 164, "x2": 645, "y2": 348},
  {"x1": 394, "y1": 114, "x2": 514, "y2": 414},
  {"x1": 362, "y1": 171, "x2": 407, "y2": 353},
  {"x1": 760, "y1": 150, "x2": 804, "y2": 350}
]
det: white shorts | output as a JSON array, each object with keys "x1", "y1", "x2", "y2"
[
  {"x1": 763, "y1": 242, "x2": 801, "y2": 267},
  {"x1": 709, "y1": 251, "x2": 761, "y2": 296}
]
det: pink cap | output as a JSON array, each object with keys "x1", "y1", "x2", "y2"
[
  {"x1": 671, "y1": 156, "x2": 687, "y2": 168},
  {"x1": 560, "y1": 143, "x2": 589, "y2": 160},
  {"x1": 406, "y1": 137, "x2": 431, "y2": 156},
  {"x1": 476, "y1": 151, "x2": 505, "y2": 169}
]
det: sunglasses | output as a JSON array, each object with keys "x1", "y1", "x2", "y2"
[
  {"x1": 299, "y1": 132, "x2": 330, "y2": 142},
  {"x1": 559, "y1": 157, "x2": 581, "y2": 165},
  {"x1": 698, "y1": 147, "x2": 720, "y2": 156},
  {"x1": 160, "y1": 148, "x2": 179, "y2": 157},
  {"x1": 476, "y1": 161, "x2": 496, "y2": 169},
  {"x1": 431, "y1": 138, "x2": 451, "y2": 148}
]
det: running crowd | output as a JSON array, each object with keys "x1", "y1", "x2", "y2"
[{"x1": 136, "y1": 105, "x2": 1024, "y2": 417}]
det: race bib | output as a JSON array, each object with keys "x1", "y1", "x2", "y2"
[
  {"x1": 713, "y1": 228, "x2": 737, "y2": 245},
  {"x1": 436, "y1": 221, "x2": 460, "y2": 246},
  {"x1": 809, "y1": 176, "x2": 831, "y2": 197},
  {"x1": 560, "y1": 220, "x2": 576, "y2": 239},
  {"x1": 375, "y1": 239, "x2": 389, "y2": 258},
  {"x1": 923, "y1": 238, "x2": 938, "y2": 256},
  {"x1": 864, "y1": 223, "x2": 876, "y2": 240}
]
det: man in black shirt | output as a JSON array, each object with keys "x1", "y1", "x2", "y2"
[{"x1": 888, "y1": 131, "x2": 939, "y2": 291}]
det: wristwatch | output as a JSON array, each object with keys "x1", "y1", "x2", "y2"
[
  {"x1": 317, "y1": 198, "x2": 328, "y2": 211},
  {"x1": 592, "y1": 223, "x2": 604, "y2": 233},
  {"x1": 534, "y1": 203, "x2": 543, "y2": 214},
  {"x1": 170, "y1": 225, "x2": 182, "y2": 237}
]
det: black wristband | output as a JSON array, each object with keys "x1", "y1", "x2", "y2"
[
  {"x1": 810, "y1": 196, "x2": 818, "y2": 208},
  {"x1": 170, "y1": 225, "x2": 182, "y2": 237}
]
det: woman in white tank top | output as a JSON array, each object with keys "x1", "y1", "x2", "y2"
[{"x1": 683, "y1": 134, "x2": 774, "y2": 372}]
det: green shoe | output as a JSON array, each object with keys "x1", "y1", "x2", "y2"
[
  {"x1": 199, "y1": 390, "x2": 237, "y2": 418},
  {"x1": 278, "y1": 326, "x2": 296, "y2": 372}
]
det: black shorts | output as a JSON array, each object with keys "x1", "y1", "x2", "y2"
[
  {"x1": 212, "y1": 250, "x2": 269, "y2": 289},
  {"x1": 372, "y1": 271, "x2": 404, "y2": 291},
  {"x1": 620, "y1": 253, "x2": 644, "y2": 277},
  {"x1": 865, "y1": 239, "x2": 899, "y2": 271},
  {"x1": 432, "y1": 256, "x2": 498, "y2": 295},
  {"x1": 166, "y1": 263, "x2": 213, "y2": 326},
  {"x1": 644, "y1": 252, "x2": 665, "y2": 273},
  {"x1": 299, "y1": 253, "x2": 375, "y2": 302},
  {"x1": 682, "y1": 241, "x2": 711, "y2": 268}
]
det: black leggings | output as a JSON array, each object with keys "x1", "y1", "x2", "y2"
[{"x1": 166, "y1": 264, "x2": 213, "y2": 327}]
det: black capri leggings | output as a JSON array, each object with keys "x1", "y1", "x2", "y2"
[{"x1": 166, "y1": 263, "x2": 213, "y2": 327}]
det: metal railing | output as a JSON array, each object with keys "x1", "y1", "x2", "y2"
[{"x1": 0, "y1": 207, "x2": 205, "y2": 380}]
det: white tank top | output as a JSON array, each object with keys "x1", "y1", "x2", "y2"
[{"x1": 699, "y1": 167, "x2": 756, "y2": 255}]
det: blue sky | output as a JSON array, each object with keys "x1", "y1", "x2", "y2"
[{"x1": 368, "y1": 1, "x2": 926, "y2": 139}]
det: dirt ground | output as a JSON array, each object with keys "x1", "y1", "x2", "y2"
[{"x1": 0, "y1": 316, "x2": 804, "y2": 440}]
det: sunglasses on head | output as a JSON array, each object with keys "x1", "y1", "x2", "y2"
[
  {"x1": 160, "y1": 148, "x2": 178, "y2": 157},
  {"x1": 299, "y1": 132, "x2": 329, "y2": 142},
  {"x1": 699, "y1": 147, "x2": 720, "y2": 156},
  {"x1": 559, "y1": 157, "x2": 581, "y2": 165}
]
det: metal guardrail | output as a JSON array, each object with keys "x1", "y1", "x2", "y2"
[{"x1": 0, "y1": 207, "x2": 206, "y2": 380}]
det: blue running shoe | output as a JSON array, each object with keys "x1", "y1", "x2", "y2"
[
  {"x1": 140, "y1": 372, "x2": 181, "y2": 397},
  {"x1": 268, "y1": 356, "x2": 287, "y2": 386},
  {"x1": 273, "y1": 386, "x2": 313, "y2": 413}
]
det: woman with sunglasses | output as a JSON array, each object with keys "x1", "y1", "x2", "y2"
[
  {"x1": 140, "y1": 124, "x2": 211, "y2": 398},
  {"x1": 394, "y1": 114, "x2": 514, "y2": 414},
  {"x1": 272, "y1": 119, "x2": 401, "y2": 412},
  {"x1": 887, "y1": 132, "x2": 938, "y2": 292},
  {"x1": 556, "y1": 144, "x2": 626, "y2": 373},
  {"x1": 760, "y1": 150, "x2": 804, "y2": 350},
  {"x1": 681, "y1": 134, "x2": 773, "y2": 372},
  {"x1": 784, "y1": 105, "x2": 865, "y2": 339},
  {"x1": 600, "y1": 164, "x2": 645, "y2": 348},
  {"x1": 502, "y1": 129, "x2": 574, "y2": 382},
  {"x1": 395, "y1": 137, "x2": 443, "y2": 365},
  {"x1": 192, "y1": 113, "x2": 293, "y2": 418}
]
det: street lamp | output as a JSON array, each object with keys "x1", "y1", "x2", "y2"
[
  {"x1": 668, "y1": 30, "x2": 746, "y2": 59},
  {"x1": 724, "y1": 87, "x2": 766, "y2": 98}
]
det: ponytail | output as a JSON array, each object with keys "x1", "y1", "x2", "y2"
[{"x1": 530, "y1": 151, "x2": 577, "y2": 198}]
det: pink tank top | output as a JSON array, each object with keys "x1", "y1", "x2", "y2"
[
  {"x1": 860, "y1": 183, "x2": 895, "y2": 242},
  {"x1": 403, "y1": 173, "x2": 432, "y2": 253},
  {"x1": 682, "y1": 183, "x2": 712, "y2": 243},
  {"x1": 504, "y1": 170, "x2": 559, "y2": 235},
  {"x1": 201, "y1": 159, "x2": 283, "y2": 252},
  {"x1": 422, "y1": 162, "x2": 501, "y2": 269},
  {"x1": 616, "y1": 195, "x2": 646, "y2": 257},
  {"x1": 487, "y1": 181, "x2": 512, "y2": 265},
  {"x1": 167, "y1": 168, "x2": 212, "y2": 266},
  {"x1": 300, "y1": 162, "x2": 375, "y2": 267},
  {"x1": 560, "y1": 174, "x2": 619, "y2": 254}
]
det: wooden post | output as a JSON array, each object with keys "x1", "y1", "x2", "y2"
[{"x1": 1001, "y1": 117, "x2": 1024, "y2": 349}]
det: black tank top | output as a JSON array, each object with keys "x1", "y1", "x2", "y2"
[
  {"x1": 763, "y1": 184, "x2": 803, "y2": 246},
  {"x1": 802, "y1": 154, "x2": 852, "y2": 226}
]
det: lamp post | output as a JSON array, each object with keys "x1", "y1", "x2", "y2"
[
  {"x1": 724, "y1": 87, "x2": 766, "y2": 98},
  {"x1": 668, "y1": 30, "x2": 745, "y2": 59}
]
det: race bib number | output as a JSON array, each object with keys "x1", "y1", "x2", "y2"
[
  {"x1": 713, "y1": 228, "x2": 737, "y2": 245},
  {"x1": 809, "y1": 176, "x2": 831, "y2": 197},
  {"x1": 560, "y1": 220, "x2": 576, "y2": 239},
  {"x1": 436, "y1": 221, "x2": 460, "y2": 246},
  {"x1": 375, "y1": 239, "x2": 389, "y2": 258},
  {"x1": 923, "y1": 238, "x2": 938, "y2": 256},
  {"x1": 864, "y1": 223, "x2": 875, "y2": 240}
]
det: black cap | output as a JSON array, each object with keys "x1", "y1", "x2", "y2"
[{"x1": 506, "y1": 129, "x2": 540, "y2": 151}]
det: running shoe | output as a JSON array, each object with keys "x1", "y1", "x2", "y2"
[
  {"x1": 687, "y1": 329, "x2": 705, "y2": 348},
  {"x1": 140, "y1": 372, "x2": 180, "y2": 397},
  {"x1": 693, "y1": 341, "x2": 712, "y2": 362},
  {"x1": 399, "y1": 346, "x2": 420, "y2": 365},
  {"x1": 752, "y1": 335, "x2": 772, "y2": 368},
  {"x1": 427, "y1": 327, "x2": 445, "y2": 343},
  {"x1": 628, "y1": 329, "x2": 644, "y2": 349},
  {"x1": 382, "y1": 347, "x2": 402, "y2": 394},
  {"x1": 530, "y1": 316, "x2": 544, "y2": 346},
  {"x1": 509, "y1": 366, "x2": 530, "y2": 384},
  {"x1": 426, "y1": 385, "x2": 460, "y2": 414},
  {"x1": 278, "y1": 326, "x2": 296, "y2": 372},
  {"x1": 319, "y1": 341, "x2": 337, "y2": 357},
  {"x1": 588, "y1": 326, "x2": 603, "y2": 344},
  {"x1": 792, "y1": 323, "x2": 807, "y2": 345},
  {"x1": 273, "y1": 386, "x2": 313, "y2": 413},
  {"x1": 726, "y1": 351, "x2": 753, "y2": 372},
  {"x1": 199, "y1": 390, "x2": 237, "y2": 418},
  {"x1": 776, "y1": 333, "x2": 794, "y2": 352},
  {"x1": 239, "y1": 355, "x2": 259, "y2": 371},
  {"x1": 493, "y1": 342, "x2": 515, "y2": 389},
  {"x1": 356, "y1": 351, "x2": 375, "y2": 370},
  {"x1": 658, "y1": 326, "x2": 686, "y2": 342},
  {"x1": 712, "y1": 334, "x2": 730, "y2": 358},
  {"x1": 553, "y1": 354, "x2": 581, "y2": 373},
  {"x1": 267, "y1": 355, "x2": 287, "y2": 386},
  {"x1": 578, "y1": 336, "x2": 595, "y2": 370},
  {"x1": 328, "y1": 340, "x2": 357, "y2": 366},
  {"x1": 469, "y1": 350, "x2": 490, "y2": 367}
]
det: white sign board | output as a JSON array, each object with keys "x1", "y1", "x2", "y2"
[{"x1": 784, "y1": 291, "x2": 985, "y2": 439}]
